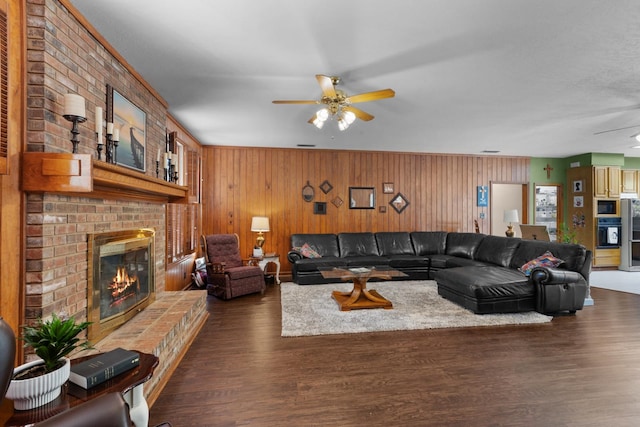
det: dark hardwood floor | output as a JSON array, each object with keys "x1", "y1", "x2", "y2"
[{"x1": 149, "y1": 285, "x2": 640, "y2": 427}]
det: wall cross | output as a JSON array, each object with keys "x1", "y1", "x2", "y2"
[{"x1": 544, "y1": 163, "x2": 553, "y2": 179}]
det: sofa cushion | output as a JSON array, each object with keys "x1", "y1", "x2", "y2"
[
  {"x1": 338, "y1": 233, "x2": 379, "y2": 257},
  {"x1": 519, "y1": 251, "x2": 565, "y2": 276},
  {"x1": 291, "y1": 234, "x2": 339, "y2": 258},
  {"x1": 474, "y1": 235, "x2": 521, "y2": 267},
  {"x1": 429, "y1": 254, "x2": 457, "y2": 269},
  {"x1": 434, "y1": 266, "x2": 531, "y2": 298},
  {"x1": 344, "y1": 256, "x2": 390, "y2": 267},
  {"x1": 446, "y1": 257, "x2": 492, "y2": 268},
  {"x1": 375, "y1": 232, "x2": 414, "y2": 255},
  {"x1": 510, "y1": 240, "x2": 586, "y2": 273},
  {"x1": 411, "y1": 232, "x2": 448, "y2": 255},
  {"x1": 388, "y1": 255, "x2": 430, "y2": 268},
  {"x1": 445, "y1": 232, "x2": 486, "y2": 259},
  {"x1": 294, "y1": 257, "x2": 347, "y2": 272}
]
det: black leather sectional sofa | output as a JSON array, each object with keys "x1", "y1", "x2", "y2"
[{"x1": 287, "y1": 232, "x2": 591, "y2": 315}]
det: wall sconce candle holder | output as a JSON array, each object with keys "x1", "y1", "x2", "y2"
[{"x1": 63, "y1": 94, "x2": 86, "y2": 154}]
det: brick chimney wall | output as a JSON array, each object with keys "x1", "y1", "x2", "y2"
[{"x1": 24, "y1": 0, "x2": 169, "y2": 325}]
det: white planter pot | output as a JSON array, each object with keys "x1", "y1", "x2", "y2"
[{"x1": 5, "y1": 357, "x2": 70, "y2": 410}]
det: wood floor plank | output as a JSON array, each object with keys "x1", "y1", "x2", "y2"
[{"x1": 149, "y1": 286, "x2": 640, "y2": 427}]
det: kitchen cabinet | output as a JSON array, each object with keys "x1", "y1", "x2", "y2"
[
  {"x1": 621, "y1": 169, "x2": 638, "y2": 194},
  {"x1": 593, "y1": 166, "x2": 620, "y2": 198}
]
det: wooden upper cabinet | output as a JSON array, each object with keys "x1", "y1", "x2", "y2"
[
  {"x1": 593, "y1": 166, "x2": 620, "y2": 198},
  {"x1": 621, "y1": 169, "x2": 638, "y2": 194}
]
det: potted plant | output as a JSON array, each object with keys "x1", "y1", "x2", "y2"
[{"x1": 5, "y1": 313, "x2": 92, "y2": 410}]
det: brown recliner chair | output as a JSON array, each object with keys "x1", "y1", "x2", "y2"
[{"x1": 201, "y1": 234, "x2": 266, "y2": 300}]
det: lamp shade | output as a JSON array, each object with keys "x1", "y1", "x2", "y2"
[
  {"x1": 503, "y1": 209, "x2": 520, "y2": 223},
  {"x1": 251, "y1": 217, "x2": 270, "y2": 232}
]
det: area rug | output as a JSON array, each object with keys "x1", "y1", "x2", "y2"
[{"x1": 280, "y1": 280, "x2": 552, "y2": 337}]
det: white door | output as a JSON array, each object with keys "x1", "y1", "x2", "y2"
[{"x1": 491, "y1": 183, "x2": 524, "y2": 237}]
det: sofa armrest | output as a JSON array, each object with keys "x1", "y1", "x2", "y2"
[
  {"x1": 530, "y1": 267, "x2": 583, "y2": 285},
  {"x1": 287, "y1": 250, "x2": 303, "y2": 263}
]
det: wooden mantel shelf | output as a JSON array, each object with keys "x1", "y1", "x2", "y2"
[{"x1": 22, "y1": 152, "x2": 188, "y2": 203}]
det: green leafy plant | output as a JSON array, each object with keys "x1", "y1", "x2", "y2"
[
  {"x1": 17, "y1": 313, "x2": 92, "y2": 377},
  {"x1": 558, "y1": 223, "x2": 579, "y2": 244}
]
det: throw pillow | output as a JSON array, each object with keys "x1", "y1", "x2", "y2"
[
  {"x1": 519, "y1": 251, "x2": 565, "y2": 276},
  {"x1": 299, "y1": 243, "x2": 322, "y2": 258}
]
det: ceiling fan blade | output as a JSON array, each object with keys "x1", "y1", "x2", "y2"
[
  {"x1": 343, "y1": 106, "x2": 374, "y2": 121},
  {"x1": 316, "y1": 75, "x2": 337, "y2": 99},
  {"x1": 346, "y1": 88, "x2": 395, "y2": 104},
  {"x1": 272, "y1": 100, "x2": 319, "y2": 104},
  {"x1": 593, "y1": 124, "x2": 640, "y2": 135},
  {"x1": 307, "y1": 114, "x2": 317, "y2": 124}
]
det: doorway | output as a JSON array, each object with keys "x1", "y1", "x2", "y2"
[{"x1": 490, "y1": 182, "x2": 528, "y2": 237}]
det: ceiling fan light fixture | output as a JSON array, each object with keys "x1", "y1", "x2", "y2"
[
  {"x1": 317, "y1": 108, "x2": 329, "y2": 121},
  {"x1": 312, "y1": 116, "x2": 325, "y2": 129},
  {"x1": 338, "y1": 118, "x2": 349, "y2": 131},
  {"x1": 343, "y1": 110, "x2": 356, "y2": 125}
]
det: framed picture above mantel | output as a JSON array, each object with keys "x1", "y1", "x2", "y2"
[{"x1": 106, "y1": 84, "x2": 147, "y2": 172}]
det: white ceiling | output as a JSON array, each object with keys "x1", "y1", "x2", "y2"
[{"x1": 68, "y1": 0, "x2": 640, "y2": 158}]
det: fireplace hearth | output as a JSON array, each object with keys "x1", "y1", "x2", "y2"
[{"x1": 88, "y1": 229, "x2": 155, "y2": 342}]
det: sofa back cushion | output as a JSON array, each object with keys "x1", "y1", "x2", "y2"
[
  {"x1": 411, "y1": 232, "x2": 448, "y2": 255},
  {"x1": 509, "y1": 240, "x2": 587, "y2": 273},
  {"x1": 475, "y1": 235, "x2": 521, "y2": 267},
  {"x1": 290, "y1": 234, "x2": 339, "y2": 258},
  {"x1": 338, "y1": 233, "x2": 379, "y2": 257},
  {"x1": 375, "y1": 232, "x2": 414, "y2": 256},
  {"x1": 445, "y1": 232, "x2": 486, "y2": 259}
]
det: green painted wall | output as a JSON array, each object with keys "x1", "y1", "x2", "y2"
[
  {"x1": 529, "y1": 158, "x2": 569, "y2": 230},
  {"x1": 530, "y1": 153, "x2": 640, "y2": 234},
  {"x1": 624, "y1": 157, "x2": 640, "y2": 169}
]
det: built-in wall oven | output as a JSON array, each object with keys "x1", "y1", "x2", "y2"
[{"x1": 597, "y1": 217, "x2": 622, "y2": 248}]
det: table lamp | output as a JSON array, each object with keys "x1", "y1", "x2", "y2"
[
  {"x1": 251, "y1": 216, "x2": 270, "y2": 256},
  {"x1": 503, "y1": 209, "x2": 520, "y2": 238}
]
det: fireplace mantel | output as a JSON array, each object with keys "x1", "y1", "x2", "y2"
[{"x1": 22, "y1": 152, "x2": 188, "y2": 203}]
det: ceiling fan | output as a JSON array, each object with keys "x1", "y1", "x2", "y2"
[{"x1": 272, "y1": 75, "x2": 395, "y2": 131}]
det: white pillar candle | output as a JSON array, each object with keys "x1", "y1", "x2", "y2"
[
  {"x1": 106, "y1": 122, "x2": 114, "y2": 135},
  {"x1": 95, "y1": 106, "x2": 102, "y2": 132},
  {"x1": 64, "y1": 94, "x2": 86, "y2": 118},
  {"x1": 112, "y1": 128, "x2": 119, "y2": 142},
  {"x1": 157, "y1": 150, "x2": 161, "y2": 162}
]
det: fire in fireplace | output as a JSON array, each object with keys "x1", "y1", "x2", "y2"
[{"x1": 88, "y1": 229, "x2": 155, "y2": 342}]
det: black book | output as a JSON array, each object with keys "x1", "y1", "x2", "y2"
[{"x1": 69, "y1": 347, "x2": 140, "y2": 389}]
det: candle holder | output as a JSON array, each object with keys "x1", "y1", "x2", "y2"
[
  {"x1": 63, "y1": 114, "x2": 87, "y2": 154},
  {"x1": 113, "y1": 140, "x2": 118, "y2": 164},
  {"x1": 96, "y1": 133, "x2": 103, "y2": 160},
  {"x1": 156, "y1": 160, "x2": 160, "y2": 178},
  {"x1": 105, "y1": 134, "x2": 113, "y2": 163}
]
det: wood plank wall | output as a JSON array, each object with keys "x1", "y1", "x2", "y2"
[{"x1": 201, "y1": 147, "x2": 530, "y2": 272}]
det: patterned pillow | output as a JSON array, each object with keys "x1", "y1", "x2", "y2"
[
  {"x1": 519, "y1": 251, "x2": 564, "y2": 276},
  {"x1": 299, "y1": 243, "x2": 322, "y2": 258}
]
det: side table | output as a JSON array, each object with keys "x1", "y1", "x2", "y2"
[
  {"x1": 0, "y1": 351, "x2": 158, "y2": 427},
  {"x1": 249, "y1": 253, "x2": 281, "y2": 284}
]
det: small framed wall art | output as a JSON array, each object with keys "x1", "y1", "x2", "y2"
[
  {"x1": 314, "y1": 202, "x2": 327, "y2": 214},
  {"x1": 383, "y1": 182, "x2": 394, "y2": 194}
]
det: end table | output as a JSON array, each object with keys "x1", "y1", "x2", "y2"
[{"x1": 249, "y1": 253, "x2": 281, "y2": 284}]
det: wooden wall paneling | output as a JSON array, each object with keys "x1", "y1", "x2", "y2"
[{"x1": 202, "y1": 147, "x2": 531, "y2": 275}]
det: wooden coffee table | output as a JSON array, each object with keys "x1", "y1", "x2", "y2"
[{"x1": 319, "y1": 267, "x2": 408, "y2": 311}]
